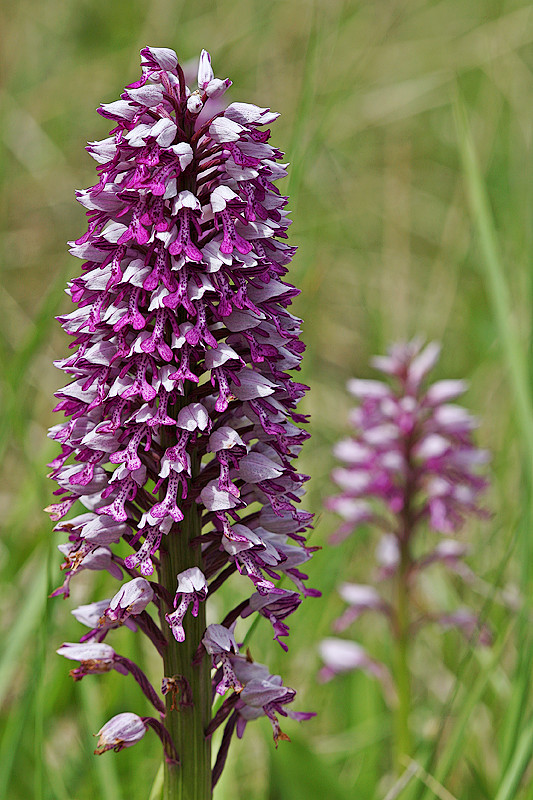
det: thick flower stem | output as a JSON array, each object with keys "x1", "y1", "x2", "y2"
[
  {"x1": 159, "y1": 452, "x2": 212, "y2": 800},
  {"x1": 393, "y1": 447, "x2": 414, "y2": 775}
]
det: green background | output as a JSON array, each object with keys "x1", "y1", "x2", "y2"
[{"x1": 1, "y1": 1, "x2": 533, "y2": 798}]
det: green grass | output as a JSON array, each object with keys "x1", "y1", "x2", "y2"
[{"x1": 2, "y1": 0, "x2": 533, "y2": 797}]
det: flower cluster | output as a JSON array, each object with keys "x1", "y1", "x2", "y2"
[
  {"x1": 320, "y1": 339, "x2": 490, "y2": 689},
  {"x1": 47, "y1": 46, "x2": 315, "y2": 778},
  {"x1": 203, "y1": 623, "x2": 315, "y2": 784}
]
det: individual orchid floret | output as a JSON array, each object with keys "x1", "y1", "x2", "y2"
[
  {"x1": 48, "y1": 44, "x2": 315, "y2": 791},
  {"x1": 72, "y1": 599, "x2": 136, "y2": 643},
  {"x1": 123, "y1": 518, "x2": 172, "y2": 577},
  {"x1": 49, "y1": 541, "x2": 123, "y2": 599},
  {"x1": 241, "y1": 590, "x2": 302, "y2": 651},
  {"x1": 94, "y1": 712, "x2": 147, "y2": 754},
  {"x1": 436, "y1": 609, "x2": 492, "y2": 646},
  {"x1": 332, "y1": 583, "x2": 391, "y2": 632},
  {"x1": 57, "y1": 642, "x2": 117, "y2": 679},
  {"x1": 104, "y1": 577, "x2": 154, "y2": 624},
  {"x1": 197, "y1": 48, "x2": 231, "y2": 98},
  {"x1": 207, "y1": 653, "x2": 315, "y2": 787},
  {"x1": 165, "y1": 567, "x2": 207, "y2": 642},
  {"x1": 94, "y1": 712, "x2": 178, "y2": 764},
  {"x1": 58, "y1": 642, "x2": 165, "y2": 714},
  {"x1": 71, "y1": 597, "x2": 167, "y2": 655},
  {"x1": 236, "y1": 667, "x2": 315, "y2": 746},
  {"x1": 318, "y1": 639, "x2": 395, "y2": 704},
  {"x1": 202, "y1": 624, "x2": 243, "y2": 695},
  {"x1": 322, "y1": 339, "x2": 490, "y2": 768}
]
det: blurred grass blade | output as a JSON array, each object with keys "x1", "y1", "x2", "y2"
[
  {"x1": 267, "y1": 732, "x2": 347, "y2": 800},
  {"x1": 384, "y1": 763, "x2": 419, "y2": 800},
  {"x1": 408, "y1": 534, "x2": 514, "y2": 800},
  {"x1": 415, "y1": 626, "x2": 513, "y2": 800},
  {"x1": 0, "y1": 554, "x2": 47, "y2": 707},
  {"x1": 404, "y1": 759, "x2": 459, "y2": 800},
  {"x1": 499, "y1": 609, "x2": 533, "y2": 774},
  {"x1": 34, "y1": 534, "x2": 54, "y2": 800},
  {"x1": 148, "y1": 762, "x2": 164, "y2": 800},
  {"x1": 0, "y1": 265, "x2": 70, "y2": 461},
  {"x1": 0, "y1": 679, "x2": 33, "y2": 797},
  {"x1": 466, "y1": 759, "x2": 493, "y2": 800},
  {"x1": 454, "y1": 92, "x2": 533, "y2": 483},
  {"x1": 3, "y1": 263, "x2": 70, "y2": 386},
  {"x1": 494, "y1": 715, "x2": 533, "y2": 800},
  {"x1": 45, "y1": 761, "x2": 72, "y2": 800},
  {"x1": 286, "y1": 2, "x2": 321, "y2": 204},
  {"x1": 454, "y1": 88, "x2": 533, "y2": 792}
]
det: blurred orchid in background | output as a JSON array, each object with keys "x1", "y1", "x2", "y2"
[{"x1": 321, "y1": 339, "x2": 490, "y2": 770}]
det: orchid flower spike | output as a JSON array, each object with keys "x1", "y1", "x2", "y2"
[{"x1": 47, "y1": 45, "x2": 316, "y2": 793}]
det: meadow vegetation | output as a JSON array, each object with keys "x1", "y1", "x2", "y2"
[{"x1": 1, "y1": 1, "x2": 533, "y2": 797}]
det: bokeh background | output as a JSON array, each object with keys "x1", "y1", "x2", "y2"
[{"x1": 2, "y1": 1, "x2": 533, "y2": 798}]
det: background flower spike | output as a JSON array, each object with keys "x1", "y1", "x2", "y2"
[{"x1": 322, "y1": 338, "x2": 490, "y2": 773}]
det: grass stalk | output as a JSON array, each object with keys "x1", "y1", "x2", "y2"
[
  {"x1": 495, "y1": 715, "x2": 533, "y2": 800},
  {"x1": 454, "y1": 92, "x2": 533, "y2": 520},
  {"x1": 393, "y1": 538, "x2": 412, "y2": 772}
]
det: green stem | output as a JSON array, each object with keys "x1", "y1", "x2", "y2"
[
  {"x1": 393, "y1": 535, "x2": 412, "y2": 773},
  {"x1": 158, "y1": 451, "x2": 212, "y2": 800}
]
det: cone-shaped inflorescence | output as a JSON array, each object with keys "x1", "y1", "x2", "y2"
[
  {"x1": 47, "y1": 47, "x2": 315, "y2": 796},
  {"x1": 320, "y1": 340, "x2": 489, "y2": 767}
]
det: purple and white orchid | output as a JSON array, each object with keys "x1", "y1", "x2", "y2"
[
  {"x1": 204, "y1": 633, "x2": 315, "y2": 785},
  {"x1": 48, "y1": 46, "x2": 315, "y2": 794},
  {"x1": 94, "y1": 712, "x2": 179, "y2": 764},
  {"x1": 321, "y1": 339, "x2": 490, "y2": 767}
]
